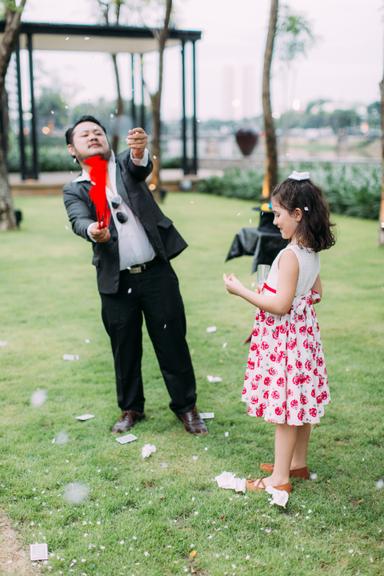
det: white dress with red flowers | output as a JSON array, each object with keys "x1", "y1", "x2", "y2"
[{"x1": 242, "y1": 244, "x2": 330, "y2": 426}]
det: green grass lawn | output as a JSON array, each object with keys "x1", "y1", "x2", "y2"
[{"x1": 0, "y1": 192, "x2": 383, "y2": 576}]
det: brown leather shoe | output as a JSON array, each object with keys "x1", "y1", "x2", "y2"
[
  {"x1": 246, "y1": 478, "x2": 292, "y2": 493},
  {"x1": 260, "y1": 463, "x2": 310, "y2": 480},
  {"x1": 111, "y1": 410, "x2": 145, "y2": 433},
  {"x1": 177, "y1": 407, "x2": 208, "y2": 435}
]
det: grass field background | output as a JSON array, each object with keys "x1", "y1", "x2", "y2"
[{"x1": 0, "y1": 192, "x2": 383, "y2": 575}]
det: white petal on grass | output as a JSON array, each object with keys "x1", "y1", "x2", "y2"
[
  {"x1": 309, "y1": 472, "x2": 318, "y2": 481},
  {"x1": 215, "y1": 471, "x2": 246, "y2": 493},
  {"x1": 224, "y1": 431, "x2": 229, "y2": 437},
  {"x1": 141, "y1": 444, "x2": 156, "y2": 459},
  {"x1": 52, "y1": 431, "x2": 69, "y2": 445},
  {"x1": 31, "y1": 389, "x2": 47, "y2": 408},
  {"x1": 207, "y1": 375, "x2": 222, "y2": 383},
  {"x1": 64, "y1": 483, "x2": 90, "y2": 505},
  {"x1": 222, "y1": 342, "x2": 228, "y2": 349},
  {"x1": 265, "y1": 485, "x2": 289, "y2": 508},
  {"x1": 0, "y1": 340, "x2": 8, "y2": 348},
  {"x1": 84, "y1": 339, "x2": 91, "y2": 344},
  {"x1": 63, "y1": 354, "x2": 80, "y2": 361},
  {"x1": 376, "y1": 479, "x2": 384, "y2": 490},
  {"x1": 206, "y1": 326, "x2": 217, "y2": 334}
]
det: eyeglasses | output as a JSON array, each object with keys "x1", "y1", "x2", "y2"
[{"x1": 111, "y1": 195, "x2": 128, "y2": 224}]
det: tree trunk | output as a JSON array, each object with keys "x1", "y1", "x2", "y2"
[
  {"x1": 261, "y1": 0, "x2": 279, "y2": 200},
  {"x1": 0, "y1": 0, "x2": 28, "y2": 231},
  {"x1": 148, "y1": 0, "x2": 173, "y2": 202},
  {"x1": 111, "y1": 53, "x2": 124, "y2": 153},
  {"x1": 379, "y1": 76, "x2": 384, "y2": 245}
]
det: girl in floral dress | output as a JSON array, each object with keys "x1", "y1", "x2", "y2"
[{"x1": 223, "y1": 172, "x2": 335, "y2": 494}]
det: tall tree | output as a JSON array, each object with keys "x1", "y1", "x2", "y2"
[
  {"x1": 94, "y1": 0, "x2": 125, "y2": 153},
  {"x1": 261, "y1": 1, "x2": 314, "y2": 199},
  {"x1": 261, "y1": 0, "x2": 279, "y2": 199},
  {"x1": 147, "y1": 0, "x2": 172, "y2": 201},
  {"x1": 0, "y1": 0, "x2": 27, "y2": 231},
  {"x1": 380, "y1": 71, "x2": 384, "y2": 245}
]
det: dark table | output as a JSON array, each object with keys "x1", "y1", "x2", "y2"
[{"x1": 226, "y1": 211, "x2": 287, "y2": 273}]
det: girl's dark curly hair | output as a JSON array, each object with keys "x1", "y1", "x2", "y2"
[{"x1": 271, "y1": 178, "x2": 336, "y2": 252}]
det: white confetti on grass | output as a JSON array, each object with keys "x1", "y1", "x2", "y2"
[
  {"x1": 29, "y1": 543, "x2": 48, "y2": 561},
  {"x1": 376, "y1": 479, "x2": 384, "y2": 490},
  {"x1": 64, "y1": 483, "x2": 90, "y2": 505},
  {"x1": 63, "y1": 354, "x2": 80, "y2": 361},
  {"x1": 215, "y1": 471, "x2": 246, "y2": 493},
  {"x1": 206, "y1": 326, "x2": 217, "y2": 333},
  {"x1": 0, "y1": 340, "x2": 8, "y2": 348},
  {"x1": 30, "y1": 389, "x2": 47, "y2": 408},
  {"x1": 265, "y1": 485, "x2": 290, "y2": 508},
  {"x1": 207, "y1": 375, "x2": 222, "y2": 383},
  {"x1": 76, "y1": 414, "x2": 95, "y2": 422},
  {"x1": 141, "y1": 444, "x2": 156, "y2": 459},
  {"x1": 309, "y1": 472, "x2": 318, "y2": 481},
  {"x1": 52, "y1": 431, "x2": 69, "y2": 445}
]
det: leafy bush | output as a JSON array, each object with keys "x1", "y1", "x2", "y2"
[
  {"x1": 197, "y1": 168, "x2": 264, "y2": 200},
  {"x1": 197, "y1": 162, "x2": 381, "y2": 220}
]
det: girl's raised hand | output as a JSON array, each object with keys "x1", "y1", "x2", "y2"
[{"x1": 223, "y1": 273, "x2": 244, "y2": 296}]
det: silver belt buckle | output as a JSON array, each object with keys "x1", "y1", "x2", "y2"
[{"x1": 128, "y1": 265, "x2": 143, "y2": 274}]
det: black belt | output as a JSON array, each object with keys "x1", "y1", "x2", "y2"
[{"x1": 121, "y1": 257, "x2": 160, "y2": 274}]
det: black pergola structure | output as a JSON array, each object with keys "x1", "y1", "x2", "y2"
[{"x1": 0, "y1": 21, "x2": 202, "y2": 180}]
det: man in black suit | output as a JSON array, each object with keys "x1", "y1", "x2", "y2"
[{"x1": 63, "y1": 115, "x2": 207, "y2": 435}]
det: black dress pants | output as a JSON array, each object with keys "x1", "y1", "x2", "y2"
[{"x1": 100, "y1": 259, "x2": 197, "y2": 414}]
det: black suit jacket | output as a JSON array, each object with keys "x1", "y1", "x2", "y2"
[{"x1": 63, "y1": 150, "x2": 188, "y2": 294}]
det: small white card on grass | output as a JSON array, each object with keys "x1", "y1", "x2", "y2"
[
  {"x1": 30, "y1": 543, "x2": 48, "y2": 561},
  {"x1": 116, "y1": 433, "x2": 137, "y2": 444},
  {"x1": 63, "y1": 354, "x2": 80, "y2": 361},
  {"x1": 199, "y1": 412, "x2": 215, "y2": 419},
  {"x1": 75, "y1": 414, "x2": 95, "y2": 421}
]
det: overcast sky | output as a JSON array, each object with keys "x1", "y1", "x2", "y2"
[{"x1": 22, "y1": 0, "x2": 383, "y2": 120}]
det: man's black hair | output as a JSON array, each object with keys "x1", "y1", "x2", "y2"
[{"x1": 65, "y1": 115, "x2": 107, "y2": 145}]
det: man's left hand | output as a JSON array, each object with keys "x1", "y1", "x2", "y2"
[{"x1": 126, "y1": 127, "x2": 147, "y2": 159}]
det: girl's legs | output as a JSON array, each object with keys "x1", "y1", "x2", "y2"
[
  {"x1": 290, "y1": 423, "x2": 312, "y2": 469},
  {"x1": 261, "y1": 424, "x2": 297, "y2": 487}
]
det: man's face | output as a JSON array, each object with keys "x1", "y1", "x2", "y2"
[{"x1": 67, "y1": 121, "x2": 111, "y2": 163}]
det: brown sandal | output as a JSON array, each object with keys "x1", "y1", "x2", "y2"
[
  {"x1": 260, "y1": 463, "x2": 310, "y2": 480},
  {"x1": 246, "y1": 478, "x2": 292, "y2": 493}
]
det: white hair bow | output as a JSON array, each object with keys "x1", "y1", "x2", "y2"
[{"x1": 288, "y1": 171, "x2": 310, "y2": 181}]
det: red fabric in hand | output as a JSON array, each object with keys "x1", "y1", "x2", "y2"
[{"x1": 84, "y1": 155, "x2": 110, "y2": 229}]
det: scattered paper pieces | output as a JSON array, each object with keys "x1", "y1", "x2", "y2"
[
  {"x1": 376, "y1": 479, "x2": 384, "y2": 490},
  {"x1": 63, "y1": 354, "x2": 80, "y2": 361},
  {"x1": 265, "y1": 485, "x2": 289, "y2": 507},
  {"x1": 30, "y1": 543, "x2": 48, "y2": 561},
  {"x1": 0, "y1": 340, "x2": 8, "y2": 348},
  {"x1": 30, "y1": 389, "x2": 47, "y2": 408},
  {"x1": 206, "y1": 326, "x2": 217, "y2": 333},
  {"x1": 52, "y1": 431, "x2": 69, "y2": 445},
  {"x1": 215, "y1": 471, "x2": 246, "y2": 493},
  {"x1": 309, "y1": 472, "x2": 318, "y2": 481},
  {"x1": 63, "y1": 482, "x2": 90, "y2": 504},
  {"x1": 141, "y1": 444, "x2": 156, "y2": 459},
  {"x1": 116, "y1": 433, "x2": 137, "y2": 445},
  {"x1": 207, "y1": 375, "x2": 222, "y2": 383},
  {"x1": 199, "y1": 412, "x2": 215, "y2": 420},
  {"x1": 76, "y1": 414, "x2": 95, "y2": 421}
]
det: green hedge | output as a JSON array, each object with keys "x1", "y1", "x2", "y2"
[{"x1": 197, "y1": 162, "x2": 381, "y2": 220}]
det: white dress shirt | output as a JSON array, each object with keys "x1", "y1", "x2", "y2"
[{"x1": 73, "y1": 150, "x2": 156, "y2": 269}]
